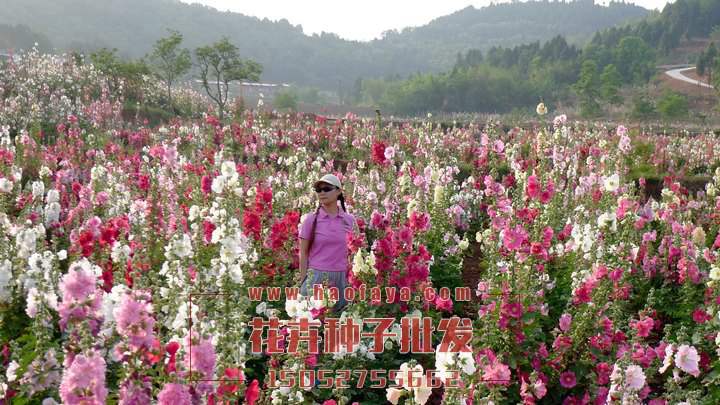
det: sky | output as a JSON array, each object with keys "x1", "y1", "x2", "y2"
[{"x1": 180, "y1": 0, "x2": 674, "y2": 41}]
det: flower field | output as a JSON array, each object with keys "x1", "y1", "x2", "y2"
[{"x1": 2, "y1": 50, "x2": 720, "y2": 405}]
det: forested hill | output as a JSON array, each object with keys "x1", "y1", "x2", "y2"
[{"x1": 0, "y1": 0, "x2": 648, "y2": 88}]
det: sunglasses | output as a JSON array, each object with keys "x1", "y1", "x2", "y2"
[{"x1": 314, "y1": 185, "x2": 336, "y2": 193}]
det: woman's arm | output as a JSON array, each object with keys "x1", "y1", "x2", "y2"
[{"x1": 297, "y1": 237, "x2": 310, "y2": 283}]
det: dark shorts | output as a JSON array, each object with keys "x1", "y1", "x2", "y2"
[{"x1": 300, "y1": 268, "x2": 349, "y2": 312}]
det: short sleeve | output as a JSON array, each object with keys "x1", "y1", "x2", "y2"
[{"x1": 299, "y1": 213, "x2": 316, "y2": 240}]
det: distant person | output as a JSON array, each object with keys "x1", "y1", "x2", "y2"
[{"x1": 297, "y1": 174, "x2": 358, "y2": 313}]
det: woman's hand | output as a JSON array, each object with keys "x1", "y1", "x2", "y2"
[{"x1": 295, "y1": 269, "x2": 307, "y2": 285}]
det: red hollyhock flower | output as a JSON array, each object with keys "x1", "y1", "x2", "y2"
[
  {"x1": 245, "y1": 379, "x2": 260, "y2": 405},
  {"x1": 242, "y1": 210, "x2": 262, "y2": 241},
  {"x1": 217, "y1": 367, "x2": 244, "y2": 396},
  {"x1": 203, "y1": 220, "x2": 216, "y2": 244},
  {"x1": 371, "y1": 141, "x2": 387, "y2": 165}
]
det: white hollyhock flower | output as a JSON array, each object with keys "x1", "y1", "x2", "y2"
[{"x1": 604, "y1": 174, "x2": 620, "y2": 192}]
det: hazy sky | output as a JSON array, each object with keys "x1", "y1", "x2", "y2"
[{"x1": 180, "y1": 0, "x2": 674, "y2": 41}]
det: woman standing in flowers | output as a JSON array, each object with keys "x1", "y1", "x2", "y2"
[{"x1": 297, "y1": 174, "x2": 358, "y2": 312}]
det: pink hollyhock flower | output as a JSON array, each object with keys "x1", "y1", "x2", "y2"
[
  {"x1": 481, "y1": 359, "x2": 511, "y2": 386},
  {"x1": 503, "y1": 225, "x2": 528, "y2": 251},
  {"x1": 674, "y1": 344, "x2": 700, "y2": 377},
  {"x1": 559, "y1": 313, "x2": 572, "y2": 332},
  {"x1": 119, "y1": 378, "x2": 152, "y2": 405},
  {"x1": 184, "y1": 332, "x2": 216, "y2": 379},
  {"x1": 434, "y1": 295, "x2": 453, "y2": 312},
  {"x1": 59, "y1": 350, "x2": 108, "y2": 405},
  {"x1": 323, "y1": 401, "x2": 338, "y2": 405},
  {"x1": 632, "y1": 316, "x2": 654, "y2": 338},
  {"x1": 59, "y1": 265, "x2": 97, "y2": 302},
  {"x1": 114, "y1": 292, "x2": 155, "y2": 350},
  {"x1": 559, "y1": 371, "x2": 576, "y2": 388},
  {"x1": 157, "y1": 383, "x2": 192, "y2": 405}
]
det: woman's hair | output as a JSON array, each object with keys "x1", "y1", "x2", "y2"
[{"x1": 306, "y1": 188, "x2": 346, "y2": 254}]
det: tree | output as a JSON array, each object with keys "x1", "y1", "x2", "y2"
[
  {"x1": 629, "y1": 92, "x2": 656, "y2": 121},
  {"x1": 614, "y1": 36, "x2": 655, "y2": 84},
  {"x1": 273, "y1": 89, "x2": 298, "y2": 111},
  {"x1": 573, "y1": 59, "x2": 602, "y2": 117},
  {"x1": 657, "y1": 91, "x2": 688, "y2": 121},
  {"x1": 600, "y1": 64, "x2": 623, "y2": 105},
  {"x1": 149, "y1": 30, "x2": 191, "y2": 112},
  {"x1": 195, "y1": 37, "x2": 262, "y2": 121},
  {"x1": 89, "y1": 48, "x2": 150, "y2": 101}
]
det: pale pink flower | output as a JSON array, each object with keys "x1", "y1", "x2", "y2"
[
  {"x1": 674, "y1": 344, "x2": 700, "y2": 377},
  {"x1": 624, "y1": 364, "x2": 646, "y2": 390}
]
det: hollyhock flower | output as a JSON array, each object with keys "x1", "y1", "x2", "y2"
[
  {"x1": 632, "y1": 316, "x2": 654, "y2": 338},
  {"x1": 384, "y1": 146, "x2": 396, "y2": 160},
  {"x1": 526, "y1": 175, "x2": 541, "y2": 199},
  {"x1": 114, "y1": 291, "x2": 155, "y2": 350},
  {"x1": 559, "y1": 371, "x2": 576, "y2": 388},
  {"x1": 242, "y1": 210, "x2": 262, "y2": 240},
  {"x1": 674, "y1": 344, "x2": 700, "y2": 377},
  {"x1": 217, "y1": 367, "x2": 243, "y2": 396},
  {"x1": 559, "y1": 313, "x2": 572, "y2": 332},
  {"x1": 503, "y1": 225, "x2": 528, "y2": 251},
  {"x1": 408, "y1": 210, "x2": 430, "y2": 232},
  {"x1": 200, "y1": 175, "x2": 212, "y2": 195},
  {"x1": 604, "y1": 174, "x2": 620, "y2": 193},
  {"x1": 157, "y1": 383, "x2": 192, "y2": 405},
  {"x1": 386, "y1": 387, "x2": 403, "y2": 404},
  {"x1": 482, "y1": 359, "x2": 511, "y2": 386},
  {"x1": 184, "y1": 332, "x2": 216, "y2": 378},
  {"x1": 245, "y1": 379, "x2": 260, "y2": 405},
  {"x1": 371, "y1": 141, "x2": 387, "y2": 165},
  {"x1": 59, "y1": 350, "x2": 107, "y2": 405},
  {"x1": 624, "y1": 364, "x2": 646, "y2": 390},
  {"x1": 119, "y1": 378, "x2": 152, "y2": 405}
]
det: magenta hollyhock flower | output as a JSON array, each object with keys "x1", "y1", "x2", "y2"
[
  {"x1": 157, "y1": 383, "x2": 192, "y2": 405},
  {"x1": 200, "y1": 175, "x2": 212, "y2": 195},
  {"x1": 526, "y1": 175, "x2": 541, "y2": 199},
  {"x1": 559, "y1": 371, "x2": 576, "y2": 388},
  {"x1": 408, "y1": 210, "x2": 430, "y2": 232},
  {"x1": 59, "y1": 350, "x2": 108, "y2": 405}
]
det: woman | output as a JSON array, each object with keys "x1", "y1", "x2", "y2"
[{"x1": 297, "y1": 174, "x2": 358, "y2": 313}]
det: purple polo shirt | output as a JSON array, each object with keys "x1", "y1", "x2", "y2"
[{"x1": 299, "y1": 206, "x2": 356, "y2": 272}]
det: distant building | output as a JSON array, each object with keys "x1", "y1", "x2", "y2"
[{"x1": 193, "y1": 79, "x2": 290, "y2": 100}]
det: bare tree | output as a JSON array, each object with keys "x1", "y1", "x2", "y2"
[{"x1": 195, "y1": 37, "x2": 262, "y2": 121}]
